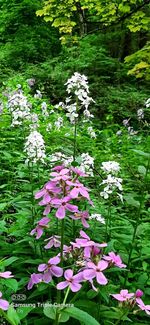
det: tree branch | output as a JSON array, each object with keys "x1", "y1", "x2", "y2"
[{"x1": 83, "y1": 0, "x2": 150, "y2": 36}]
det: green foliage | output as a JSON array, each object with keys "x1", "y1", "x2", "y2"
[
  {"x1": 125, "y1": 42, "x2": 150, "y2": 80},
  {"x1": 0, "y1": 0, "x2": 61, "y2": 75},
  {"x1": 37, "y1": 0, "x2": 150, "y2": 41}
]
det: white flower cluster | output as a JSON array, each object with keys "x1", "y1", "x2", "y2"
[
  {"x1": 7, "y1": 91, "x2": 31, "y2": 127},
  {"x1": 87, "y1": 126, "x2": 96, "y2": 138},
  {"x1": 41, "y1": 102, "x2": 49, "y2": 118},
  {"x1": 89, "y1": 214, "x2": 105, "y2": 224},
  {"x1": 80, "y1": 153, "x2": 94, "y2": 176},
  {"x1": 24, "y1": 130, "x2": 46, "y2": 164},
  {"x1": 29, "y1": 113, "x2": 39, "y2": 131},
  {"x1": 34, "y1": 90, "x2": 42, "y2": 99},
  {"x1": 49, "y1": 151, "x2": 94, "y2": 176},
  {"x1": 101, "y1": 161, "x2": 120, "y2": 174},
  {"x1": 137, "y1": 108, "x2": 144, "y2": 121},
  {"x1": 127, "y1": 126, "x2": 138, "y2": 136},
  {"x1": 54, "y1": 117, "x2": 63, "y2": 130},
  {"x1": 100, "y1": 161, "x2": 123, "y2": 200},
  {"x1": 49, "y1": 152, "x2": 73, "y2": 166},
  {"x1": 100, "y1": 175, "x2": 123, "y2": 200},
  {"x1": 66, "y1": 102, "x2": 78, "y2": 124},
  {"x1": 56, "y1": 73, "x2": 95, "y2": 124},
  {"x1": 145, "y1": 98, "x2": 150, "y2": 108},
  {"x1": 122, "y1": 118, "x2": 137, "y2": 136}
]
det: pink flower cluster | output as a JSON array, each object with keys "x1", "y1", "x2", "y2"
[
  {"x1": 28, "y1": 229, "x2": 126, "y2": 292},
  {"x1": 0, "y1": 271, "x2": 14, "y2": 310},
  {"x1": 28, "y1": 166, "x2": 127, "y2": 301},
  {"x1": 30, "y1": 166, "x2": 92, "y2": 239},
  {"x1": 111, "y1": 289, "x2": 150, "y2": 315}
]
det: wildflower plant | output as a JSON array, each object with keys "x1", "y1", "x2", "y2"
[
  {"x1": 0, "y1": 75, "x2": 149, "y2": 325},
  {"x1": 27, "y1": 164, "x2": 130, "y2": 324}
]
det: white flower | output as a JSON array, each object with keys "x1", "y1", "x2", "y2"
[
  {"x1": 34, "y1": 90, "x2": 42, "y2": 99},
  {"x1": 80, "y1": 153, "x2": 94, "y2": 176},
  {"x1": 123, "y1": 119, "x2": 130, "y2": 126},
  {"x1": 89, "y1": 214, "x2": 105, "y2": 224},
  {"x1": 24, "y1": 131, "x2": 46, "y2": 164},
  {"x1": 87, "y1": 126, "x2": 96, "y2": 138},
  {"x1": 101, "y1": 161, "x2": 120, "y2": 174},
  {"x1": 54, "y1": 117, "x2": 63, "y2": 130},
  {"x1": 100, "y1": 174, "x2": 123, "y2": 200},
  {"x1": 55, "y1": 102, "x2": 66, "y2": 109},
  {"x1": 7, "y1": 91, "x2": 31, "y2": 126},
  {"x1": 46, "y1": 123, "x2": 52, "y2": 132},
  {"x1": 116, "y1": 130, "x2": 122, "y2": 136},
  {"x1": 65, "y1": 72, "x2": 89, "y2": 94},
  {"x1": 65, "y1": 72, "x2": 95, "y2": 110},
  {"x1": 29, "y1": 113, "x2": 39, "y2": 130},
  {"x1": 145, "y1": 98, "x2": 150, "y2": 108},
  {"x1": 49, "y1": 152, "x2": 73, "y2": 166},
  {"x1": 41, "y1": 102, "x2": 49, "y2": 118},
  {"x1": 127, "y1": 126, "x2": 138, "y2": 136},
  {"x1": 66, "y1": 103, "x2": 78, "y2": 124},
  {"x1": 137, "y1": 108, "x2": 144, "y2": 120}
]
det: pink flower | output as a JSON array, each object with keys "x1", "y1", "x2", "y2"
[
  {"x1": 83, "y1": 260, "x2": 108, "y2": 285},
  {"x1": 71, "y1": 167, "x2": 87, "y2": 177},
  {"x1": 35, "y1": 181, "x2": 60, "y2": 204},
  {"x1": 0, "y1": 271, "x2": 14, "y2": 278},
  {"x1": 52, "y1": 196, "x2": 78, "y2": 219},
  {"x1": 52, "y1": 165, "x2": 65, "y2": 172},
  {"x1": 72, "y1": 231, "x2": 107, "y2": 258},
  {"x1": 30, "y1": 217, "x2": 50, "y2": 239},
  {"x1": 27, "y1": 273, "x2": 43, "y2": 290},
  {"x1": 50, "y1": 168, "x2": 70, "y2": 182},
  {"x1": 39, "y1": 199, "x2": 52, "y2": 215},
  {"x1": 38, "y1": 256, "x2": 63, "y2": 283},
  {"x1": 57, "y1": 269, "x2": 83, "y2": 292},
  {"x1": 67, "y1": 181, "x2": 90, "y2": 200},
  {"x1": 135, "y1": 289, "x2": 143, "y2": 298},
  {"x1": 111, "y1": 289, "x2": 134, "y2": 302},
  {"x1": 70, "y1": 211, "x2": 90, "y2": 228},
  {"x1": 103, "y1": 252, "x2": 126, "y2": 268},
  {"x1": 0, "y1": 292, "x2": 9, "y2": 310},
  {"x1": 44, "y1": 235, "x2": 61, "y2": 249},
  {"x1": 136, "y1": 298, "x2": 150, "y2": 315}
]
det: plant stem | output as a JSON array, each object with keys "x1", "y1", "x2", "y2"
[
  {"x1": 115, "y1": 310, "x2": 128, "y2": 325},
  {"x1": 60, "y1": 218, "x2": 65, "y2": 267},
  {"x1": 124, "y1": 157, "x2": 149, "y2": 286},
  {"x1": 0, "y1": 310, "x2": 14, "y2": 325},
  {"x1": 62, "y1": 286, "x2": 70, "y2": 306},
  {"x1": 105, "y1": 198, "x2": 111, "y2": 241},
  {"x1": 73, "y1": 119, "x2": 77, "y2": 161}
]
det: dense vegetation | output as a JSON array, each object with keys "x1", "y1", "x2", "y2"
[{"x1": 0, "y1": 1, "x2": 150, "y2": 325}]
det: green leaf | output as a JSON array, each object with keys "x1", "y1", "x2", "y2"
[
  {"x1": 63, "y1": 307, "x2": 100, "y2": 325},
  {"x1": 43, "y1": 306, "x2": 56, "y2": 320},
  {"x1": 0, "y1": 220, "x2": 7, "y2": 233},
  {"x1": 4, "y1": 278, "x2": 18, "y2": 292},
  {"x1": 17, "y1": 306, "x2": 34, "y2": 320},
  {"x1": 0, "y1": 202, "x2": 7, "y2": 211},
  {"x1": 7, "y1": 306, "x2": 20, "y2": 325},
  {"x1": 138, "y1": 165, "x2": 146, "y2": 175},
  {"x1": 132, "y1": 149, "x2": 150, "y2": 158},
  {"x1": 87, "y1": 290, "x2": 99, "y2": 299},
  {"x1": 3, "y1": 257, "x2": 19, "y2": 267},
  {"x1": 124, "y1": 195, "x2": 140, "y2": 208}
]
